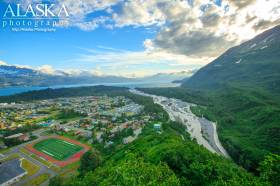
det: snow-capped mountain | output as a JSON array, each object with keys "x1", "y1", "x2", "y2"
[
  {"x1": 0, "y1": 65, "x2": 39, "y2": 76},
  {"x1": 0, "y1": 64, "x2": 133, "y2": 87},
  {"x1": 0, "y1": 64, "x2": 194, "y2": 87}
]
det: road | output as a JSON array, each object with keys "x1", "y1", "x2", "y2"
[
  {"x1": 130, "y1": 89, "x2": 229, "y2": 158},
  {"x1": 0, "y1": 128, "x2": 57, "y2": 186},
  {"x1": 14, "y1": 150, "x2": 56, "y2": 186}
]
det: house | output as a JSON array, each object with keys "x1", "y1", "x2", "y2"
[
  {"x1": 133, "y1": 128, "x2": 142, "y2": 136},
  {"x1": 123, "y1": 136, "x2": 136, "y2": 144},
  {"x1": 51, "y1": 123, "x2": 62, "y2": 131},
  {"x1": 62, "y1": 127, "x2": 71, "y2": 132},
  {"x1": 105, "y1": 141, "x2": 114, "y2": 148},
  {"x1": 110, "y1": 126, "x2": 120, "y2": 133},
  {"x1": 111, "y1": 117, "x2": 117, "y2": 122},
  {"x1": 153, "y1": 123, "x2": 161, "y2": 132},
  {"x1": 87, "y1": 126, "x2": 94, "y2": 130},
  {"x1": 79, "y1": 131, "x2": 92, "y2": 138},
  {"x1": 0, "y1": 141, "x2": 7, "y2": 149},
  {"x1": 0, "y1": 122, "x2": 6, "y2": 129},
  {"x1": 95, "y1": 132, "x2": 103, "y2": 143},
  {"x1": 39, "y1": 120, "x2": 53, "y2": 127},
  {"x1": 4, "y1": 133, "x2": 29, "y2": 142}
]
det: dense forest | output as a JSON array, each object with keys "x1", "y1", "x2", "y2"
[{"x1": 0, "y1": 86, "x2": 128, "y2": 103}]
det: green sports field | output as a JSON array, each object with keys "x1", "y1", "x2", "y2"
[{"x1": 33, "y1": 138, "x2": 83, "y2": 161}]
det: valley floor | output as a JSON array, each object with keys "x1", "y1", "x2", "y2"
[{"x1": 130, "y1": 89, "x2": 229, "y2": 157}]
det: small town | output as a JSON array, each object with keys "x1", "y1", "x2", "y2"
[
  {"x1": 0, "y1": 96, "x2": 158, "y2": 147},
  {"x1": 0, "y1": 95, "x2": 162, "y2": 185}
]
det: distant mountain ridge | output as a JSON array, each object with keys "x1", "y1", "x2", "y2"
[
  {"x1": 0, "y1": 64, "x2": 193, "y2": 88},
  {"x1": 0, "y1": 65, "x2": 39, "y2": 76},
  {"x1": 182, "y1": 25, "x2": 280, "y2": 93},
  {"x1": 0, "y1": 64, "x2": 134, "y2": 87},
  {"x1": 140, "y1": 70, "x2": 196, "y2": 83}
]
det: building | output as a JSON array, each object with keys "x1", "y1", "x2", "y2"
[
  {"x1": 105, "y1": 141, "x2": 114, "y2": 148},
  {"x1": 123, "y1": 136, "x2": 136, "y2": 144},
  {"x1": 153, "y1": 123, "x2": 161, "y2": 132},
  {"x1": 0, "y1": 159, "x2": 27, "y2": 186},
  {"x1": 62, "y1": 127, "x2": 71, "y2": 132},
  {"x1": 4, "y1": 133, "x2": 30, "y2": 142},
  {"x1": 95, "y1": 132, "x2": 103, "y2": 143},
  {"x1": 79, "y1": 131, "x2": 92, "y2": 138},
  {"x1": 39, "y1": 120, "x2": 53, "y2": 127},
  {"x1": 51, "y1": 123, "x2": 62, "y2": 131},
  {"x1": 0, "y1": 122, "x2": 6, "y2": 129},
  {"x1": 0, "y1": 141, "x2": 7, "y2": 149},
  {"x1": 133, "y1": 128, "x2": 142, "y2": 136}
]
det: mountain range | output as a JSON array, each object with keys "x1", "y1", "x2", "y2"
[{"x1": 0, "y1": 64, "x2": 194, "y2": 88}]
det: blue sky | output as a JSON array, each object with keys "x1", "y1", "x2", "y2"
[
  {"x1": 0, "y1": 25, "x2": 154, "y2": 70},
  {"x1": 0, "y1": 0, "x2": 279, "y2": 77}
]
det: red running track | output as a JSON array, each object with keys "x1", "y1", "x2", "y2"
[{"x1": 25, "y1": 136, "x2": 91, "y2": 167}]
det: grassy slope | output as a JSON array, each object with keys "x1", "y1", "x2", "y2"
[{"x1": 68, "y1": 121, "x2": 263, "y2": 185}]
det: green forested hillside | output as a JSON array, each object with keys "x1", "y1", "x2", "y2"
[
  {"x1": 0, "y1": 86, "x2": 128, "y2": 103},
  {"x1": 141, "y1": 86, "x2": 280, "y2": 172},
  {"x1": 140, "y1": 26, "x2": 280, "y2": 173},
  {"x1": 53, "y1": 114, "x2": 266, "y2": 186},
  {"x1": 182, "y1": 25, "x2": 280, "y2": 172}
]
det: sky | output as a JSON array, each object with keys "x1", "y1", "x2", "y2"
[{"x1": 0, "y1": 0, "x2": 280, "y2": 77}]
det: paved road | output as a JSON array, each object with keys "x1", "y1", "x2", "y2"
[
  {"x1": 14, "y1": 150, "x2": 56, "y2": 186},
  {"x1": 0, "y1": 128, "x2": 57, "y2": 186},
  {"x1": 130, "y1": 89, "x2": 229, "y2": 158},
  {"x1": 2, "y1": 129, "x2": 51, "y2": 158}
]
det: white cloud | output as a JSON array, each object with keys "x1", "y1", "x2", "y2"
[
  {"x1": 109, "y1": 0, "x2": 280, "y2": 58},
  {"x1": 77, "y1": 49, "x2": 203, "y2": 66},
  {"x1": 63, "y1": 66, "x2": 104, "y2": 76},
  {"x1": 14, "y1": 64, "x2": 32, "y2": 69},
  {"x1": 69, "y1": 46, "x2": 213, "y2": 77},
  {"x1": 0, "y1": 60, "x2": 7, "y2": 65},
  {"x1": 143, "y1": 39, "x2": 154, "y2": 51},
  {"x1": 38, "y1": 65, "x2": 55, "y2": 74},
  {"x1": 112, "y1": 1, "x2": 165, "y2": 27},
  {"x1": 54, "y1": 0, "x2": 121, "y2": 30},
  {"x1": 90, "y1": 66, "x2": 104, "y2": 76},
  {"x1": 6, "y1": 0, "x2": 280, "y2": 43},
  {"x1": 56, "y1": 0, "x2": 120, "y2": 18},
  {"x1": 73, "y1": 16, "x2": 109, "y2": 31},
  {"x1": 0, "y1": 60, "x2": 32, "y2": 69}
]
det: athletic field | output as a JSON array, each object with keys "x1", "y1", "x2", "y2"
[{"x1": 33, "y1": 138, "x2": 83, "y2": 161}]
